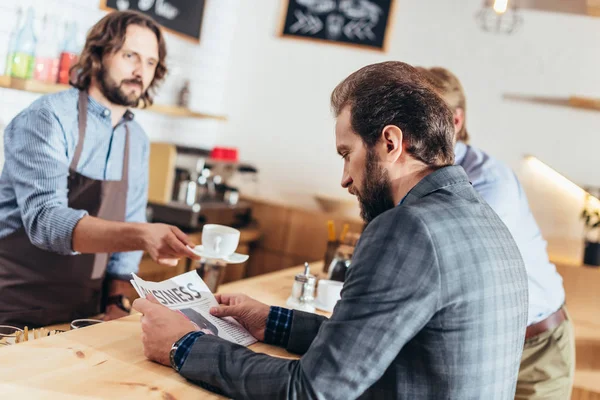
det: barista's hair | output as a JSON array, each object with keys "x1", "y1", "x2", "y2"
[{"x1": 70, "y1": 11, "x2": 167, "y2": 107}]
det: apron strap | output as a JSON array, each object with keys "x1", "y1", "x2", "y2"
[
  {"x1": 121, "y1": 125, "x2": 130, "y2": 182},
  {"x1": 70, "y1": 90, "x2": 88, "y2": 171},
  {"x1": 73, "y1": 90, "x2": 131, "y2": 183}
]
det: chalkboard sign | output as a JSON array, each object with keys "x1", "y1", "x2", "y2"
[
  {"x1": 279, "y1": 0, "x2": 396, "y2": 51},
  {"x1": 100, "y1": 0, "x2": 206, "y2": 43}
]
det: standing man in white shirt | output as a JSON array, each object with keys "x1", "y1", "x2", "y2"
[{"x1": 417, "y1": 66, "x2": 575, "y2": 399}]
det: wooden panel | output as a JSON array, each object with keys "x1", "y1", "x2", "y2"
[
  {"x1": 249, "y1": 201, "x2": 292, "y2": 252},
  {"x1": 519, "y1": 0, "x2": 588, "y2": 15},
  {"x1": 517, "y1": 0, "x2": 600, "y2": 18},
  {"x1": 555, "y1": 262, "x2": 600, "y2": 397},
  {"x1": 503, "y1": 93, "x2": 600, "y2": 113},
  {"x1": 222, "y1": 243, "x2": 250, "y2": 283},
  {"x1": 137, "y1": 256, "x2": 187, "y2": 284},
  {"x1": 8, "y1": 77, "x2": 69, "y2": 94},
  {"x1": 569, "y1": 96, "x2": 600, "y2": 112},
  {"x1": 148, "y1": 142, "x2": 177, "y2": 204},
  {"x1": 573, "y1": 387, "x2": 600, "y2": 400},
  {"x1": 245, "y1": 248, "x2": 294, "y2": 278},
  {"x1": 148, "y1": 104, "x2": 227, "y2": 120},
  {"x1": 285, "y1": 208, "x2": 331, "y2": 260},
  {"x1": 0, "y1": 75, "x2": 12, "y2": 87},
  {"x1": 555, "y1": 263, "x2": 600, "y2": 326},
  {"x1": 285, "y1": 209, "x2": 363, "y2": 261},
  {"x1": 588, "y1": 0, "x2": 600, "y2": 16},
  {"x1": 244, "y1": 198, "x2": 363, "y2": 277}
]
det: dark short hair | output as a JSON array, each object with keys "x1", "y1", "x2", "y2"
[
  {"x1": 70, "y1": 10, "x2": 168, "y2": 108},
  {"x1": 331, "y1": 61, "x2": 455, "y2": 168}
]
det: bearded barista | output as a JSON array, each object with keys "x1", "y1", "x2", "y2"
[{"x1": 0, "y1": 11, "x2": 199, "y2": 328}]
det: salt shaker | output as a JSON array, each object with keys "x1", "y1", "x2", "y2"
[{"x1": 286, "y1": 263, "x2": 316, "y2": 312}]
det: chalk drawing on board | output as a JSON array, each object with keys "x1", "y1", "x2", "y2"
[{"x1": 280, "y1": 0, "x2": 394, "y2": 51}]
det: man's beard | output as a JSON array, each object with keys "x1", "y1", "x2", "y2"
[
  {"x1": 356, "y1": 148, "x2": 396, "y2": 224},
  {"x1": 97, "y1": 66, "x2": 143, "y2": 107}
]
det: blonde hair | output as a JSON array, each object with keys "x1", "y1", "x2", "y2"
[{"x1": 415, "y1": 67, "x2": 469, "y2": 143}]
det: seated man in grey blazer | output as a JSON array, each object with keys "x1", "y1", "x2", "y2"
[{"x1": 133, "y1": 61, "x2": 529, "y2": 399}]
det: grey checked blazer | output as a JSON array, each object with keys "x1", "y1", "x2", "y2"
[{"x1": 179, "y1": 165, "x2": 529, "y2": 399}]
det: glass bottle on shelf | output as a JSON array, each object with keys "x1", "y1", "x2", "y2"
[
  {"x1": 34, "y1": 15, "x2": 60, "y2": 83},
  {"x1": 177, "y1": 80, "x2": 191, "y2": 108},
  {"x1": 57, "y1": 21, "x2": 79, "y2": 85},
  {"x1": 4, "y1": 7, "x2": 23, "y2": 76},
  {"x1": 10, "y1": 7, "x2": 37, "y2": 80}
]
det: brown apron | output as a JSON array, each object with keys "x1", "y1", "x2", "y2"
[{"x1": 0, "y1": 91, "x2": 130, "y2": 328}]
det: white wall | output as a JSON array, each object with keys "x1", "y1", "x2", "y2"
[
  {"x1": 217, "y1": 0, "x2": 600, "y2": 263},
  {"x1": 0, "y1": 0, "x2": 238, "y2": 152},
  {"x1": 0, "y1": 0, "x2": 596, "y2": 263}
]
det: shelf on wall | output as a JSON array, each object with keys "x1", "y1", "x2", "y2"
[
  {"x1": 503, "y1": 93, "x2": 600, "y2": 113},
  {"x1": 148, "y1": 104, "x2": 228, "y2": 120},
  {"x1": 0, "y1": 76, "x2": 227, "y2": 121}
]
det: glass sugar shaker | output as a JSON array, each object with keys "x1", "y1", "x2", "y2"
[{"x1": 286, "y1": 262, "x2": 316, "y2": 312}]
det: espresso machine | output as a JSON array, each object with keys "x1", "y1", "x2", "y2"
[{"x1": 146, "y1": 143, "x2": 258, "y2": 231}]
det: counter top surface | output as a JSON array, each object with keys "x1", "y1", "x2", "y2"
[
  {"x1": 0, "y1": 263, "x2": 326, "y2": 399},
  {"x1": 2, "y1": 261, "x2": 598, "y2": 398}
]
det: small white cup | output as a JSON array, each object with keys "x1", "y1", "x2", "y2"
[
  {"x1": 202, "y1": 224, "x2": 240, "y2": 257},
  {"x1": 315, "y1": 279, "x2": 343, "y2": 312}
]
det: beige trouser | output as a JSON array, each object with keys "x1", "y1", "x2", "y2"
[{"x1": 515, "y1": 308, "x2": 576, "y2": 400}]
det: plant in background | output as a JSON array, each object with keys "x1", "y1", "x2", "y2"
[
  {"x1": 580, "y1": 189, "x2": 600, "y2": 266},
  {"x1": 581, "y1": 193, "x2": 600, "y2": 242}
]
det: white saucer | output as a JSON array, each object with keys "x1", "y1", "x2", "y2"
[
  {"x1": 188, "y1": 245, "x2": 249, "y2": 264},
  {"x1": 313, "y1": 299, "x2": 337, "y2": 313}
]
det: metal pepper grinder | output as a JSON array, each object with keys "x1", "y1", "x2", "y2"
[{"x1": 286, "y1": 262, "x2": 316, "y2": 313}]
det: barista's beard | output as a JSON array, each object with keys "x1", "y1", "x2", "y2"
[{"x1": 97, "y1": 67, "x2": 143, "y2": 107}]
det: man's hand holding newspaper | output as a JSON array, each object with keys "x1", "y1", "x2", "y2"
[
  {"x1": 133, "y1": 293, "x2": 201, "y2": 366},
  {"x1": 209, "y1": 293, "x2": 270, "y2": 341},
  {"x1": 130, "y1": 271, "x2": 257, "y2": 367}
]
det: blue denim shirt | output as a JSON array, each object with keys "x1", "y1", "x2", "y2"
[{"x1": 0, "y1": 88, "x2": 149, "y2": 277}]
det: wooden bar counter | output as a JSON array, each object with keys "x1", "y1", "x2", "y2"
[
  {"x1": 1, "y1": 261, "x2": 598, "y2": 399},
  {"x1": 0, "y1": 264, "x2": 324, "y2": 399}
]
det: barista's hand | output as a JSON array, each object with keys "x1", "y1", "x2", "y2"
[
  {"x1": 210, "y1": 294, "x2": 270, "y2": 341},
  {"x1": 141, "y1": 223, "x2": 199, "y2": 266}
]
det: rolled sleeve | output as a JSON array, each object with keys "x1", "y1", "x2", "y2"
[{"x1": 4, "y1": 108, "x2": 88, "y2": 254}]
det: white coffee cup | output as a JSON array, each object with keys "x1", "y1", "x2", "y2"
[
  {"x1": 201, "y1": 224, "x2": 240, "y2": 257},
  {"x1": 315, "y1": 279, "x2": 343, "y2": 312}
]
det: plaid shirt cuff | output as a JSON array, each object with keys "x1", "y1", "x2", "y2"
[
  {"x1": 172, "y1": 331, "x2": 205, "y2": 372},
  {"x1": 264, "y1": 306, "x2": 293, "y2": 347}
]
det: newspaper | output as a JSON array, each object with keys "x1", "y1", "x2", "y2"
[{"x1": 130, "y1": 271, "x2": 257, "y2": 347}]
